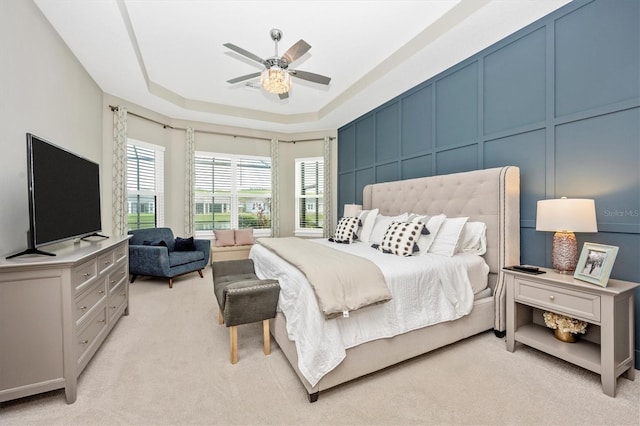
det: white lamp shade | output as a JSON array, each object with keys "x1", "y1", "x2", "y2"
[
  {"x1": 536, "y1": 198, "x2": 597, "y2": 233},
  {"x1": 343, "y1": 204, "x2": 362, "y2": 218}
]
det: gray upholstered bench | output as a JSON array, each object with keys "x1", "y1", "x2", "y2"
[{"x1": 211, "y1": 259, "x2": 280, "y2": 364}]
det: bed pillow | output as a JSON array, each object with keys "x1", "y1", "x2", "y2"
[
  {"x1": 379, "y1": 221, "x2": 427, "y2": 257},
  {"x1": 428, "y1": 217, "x2": 469, "y2": 257},
  {"x1": 460, "y1": 221, "x2": 487, "y2": 255},
  {"x1": 235, "y1": 228, "x2": 255, "y2": 246},
  {"x1": 330, "y1": 216, "x2": 360, "y2": 243},
  {"x1": 214, "y1": 229, "x2": 235, "y2": 247},
  {"x1": 357, "y1": 208, "x2": 379, "y2": 242},
  {"x1": 414, "y1": 214, "x2": 446, "y2": 255},
  {"x1": 370, "y1": 213, "x2": 409, "y2": 245}
]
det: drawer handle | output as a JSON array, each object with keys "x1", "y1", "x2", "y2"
[
  {"x1": 83, "y1": 273, "x2": 91, "y2": 278},
  {"x1": 80, "y1": 306, "x2": 88, "y2": 311},
  {"x1": 104, "y1": 261, "x2": 111, "y2": 266},
  {"x1": 549, "y1": 295, "x2": 555, "y2": 301},
  {"x1": 98, "y1": 319, "x2": 106, "y2": 324},
  {"x1": 110, "y1": 280, "x2": 116, "y2": 284},
  {"x1": 111, "y1": 305, "x2": 117, "y2": 309},
  {"x1": 99, "y1": 290, "x2": 105, "y2": 295},
  {"x1": 80, "y1": 339, "x2": 89, "y2": 345}
]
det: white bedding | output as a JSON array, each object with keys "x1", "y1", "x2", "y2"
[{"x1": 250, "y1": 239, "x2": 489, "y2": 387}]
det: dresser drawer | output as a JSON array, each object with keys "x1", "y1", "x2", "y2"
[
  {"x1": 76, "y1": 307, "x2": 107, "y2": 363},
  {"x1": 108, "y1": 283, "x2": 127, "y2": 323},
  {"x1": 108, "y1": 263, "x2": 127, "y2": 293},
  {"x1": 97, "y1": 250, "x2": 115, "y2": 275},
  {"x1": 515, "y1": 279, "x2": 601, "y2": 322},
  {"x1": 113, "y1": 243, "x2": 127, "y2": 265},
  {"x1": 74, "y1": 279, "x2": 106, "y2": 324},
  {"x1": 72, "y1": 259, "x2": 97, "y2": 292}
]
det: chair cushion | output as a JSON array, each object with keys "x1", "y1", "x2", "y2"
[
  {"x1": 169, "y1": 250, "x2": 205, "y2": 267},
  {"x1": 215, "y1": 272, "x2": 258, "y2": 286}
]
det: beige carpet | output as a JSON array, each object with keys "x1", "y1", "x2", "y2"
[{"x1": 1, "y1": 266, "x2": 639, "y2": 425}]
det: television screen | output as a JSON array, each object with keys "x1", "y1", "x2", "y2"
[{"x1": 28, "y1": 133, "x2": 102, "y2": 247}]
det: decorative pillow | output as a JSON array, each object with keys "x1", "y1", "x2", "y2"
[
  {"x1": 214, "y1": 229, "x2": 235, "y2": 247},
  {"x1": 379, "y1": 221, "x2": 427, "y2": 257},
  {"x1": 330, "y1": 216, "x2": 360, "y2": 243},
  {"x1": 234, "y1": 228, "x2": 255, "y2": 246},
  {"x1": 357, "y1": 208, "x2": 379, "y2": 242},
  {"x1": 460, "y1": 221, "x2": 487, "y2": 255},
  {"x1": 174, "y1": 236, "x2": 197, "y2": 251},
  {"x1": 370, "y1": 213, "x2": 409, "y2": 245},
  {"x1": 428, "y1": 217, "x2": 469, "y2": 257},
  {"x1": 416, "y1": 214, "x2": 446, "y2": 255}
]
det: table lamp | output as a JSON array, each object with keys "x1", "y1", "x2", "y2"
[
  {"x1": 343, "y1": 204, "x2": 362, "y2": 218},
  {"x1": 536, "y1": 197, "x2": 597, "y2": 273}
]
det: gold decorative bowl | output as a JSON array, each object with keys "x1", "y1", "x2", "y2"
[{"x1": 554, "y1": 328, "x2": 577, "y2": 343}]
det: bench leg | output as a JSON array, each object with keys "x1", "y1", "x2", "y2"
[
  {"x1": 169, "y1": 278, "x2": 173, "y2": 289},
  {"x1": 230, "y1": 325, "x2": 238, "y2": 364},
  {"x1": 263, "y1": 319, "x2": 270, "y2": 355},
  {"x1": 198, "y1": 269, "x2": 204, "y2": 278},
  {"x1": 218, "y1": 310, "x2": 224, "y2": 325}
]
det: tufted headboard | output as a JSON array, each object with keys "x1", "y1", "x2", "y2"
[{"x1": 362, "y1": 166, "x2": 520, "y2": 331}]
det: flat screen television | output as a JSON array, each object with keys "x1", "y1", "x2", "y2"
[{"x1": 7, "y1": 133, "x2": 105, "y2": 259}]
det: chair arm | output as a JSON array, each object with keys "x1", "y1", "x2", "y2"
[
  {"x1": 128, "y1": 245, "x2": 171, "y2": 277},
  {"x1": 222, "y1": 279, "x2": 280, "y2": 327},
  {"x1": 194, "y1": 238, "x2": 211, "y2": 262}
]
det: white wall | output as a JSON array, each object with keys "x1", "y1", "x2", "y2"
[{"x1": 0, "y1": 0, "x2": 103, "y2": 257}]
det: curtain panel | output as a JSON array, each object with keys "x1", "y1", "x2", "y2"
[
  {"x1": 184, "y1": 128, "x2": 195, "y2": 237},
  {"x1": 323, "y1": 136, "x2": 333, "y2": 238},
  {"x1": 112, "y1": 107, "x2": 128, "y2": 237},
  {"x1": 270, "y1": 138, "x2": 280, "y2": 237}
]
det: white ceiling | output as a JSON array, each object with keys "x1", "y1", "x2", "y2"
[{"x1": 34, "y1": 0, "x2": 571, "y2": 134}]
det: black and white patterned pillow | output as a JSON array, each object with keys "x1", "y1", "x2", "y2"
[
  {"x1": 378, "y1": 221, "x2": 427, "y2": 256},
  {"x1": 329, "y1": 216, "x2": 360, "y2": 244}
]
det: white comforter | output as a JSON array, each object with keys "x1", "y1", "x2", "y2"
[{"x1": 250, "y1": 239, "x2": 488, "y2": 387}]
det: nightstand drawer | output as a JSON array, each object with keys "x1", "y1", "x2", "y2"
[{"x1": 514, "y1": 279, "x2": 601, "y2": 322}]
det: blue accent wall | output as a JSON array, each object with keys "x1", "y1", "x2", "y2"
[{"x1": 337, "y1": 0, "x2": 640, "y2": 367}]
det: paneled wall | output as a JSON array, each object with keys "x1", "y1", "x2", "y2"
[{"x1": 337, "y1": 0, "x2": 640, "y2": 364}]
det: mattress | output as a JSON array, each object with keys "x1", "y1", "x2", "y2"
[{"x1": 250, "y1": 238, "x2": 490, "y2": 386}]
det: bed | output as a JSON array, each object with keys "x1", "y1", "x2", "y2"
[{"x1": 250, "y1": 166, "x2": 520, "y2": 402}]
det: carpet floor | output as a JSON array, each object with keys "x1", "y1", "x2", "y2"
[{"x1": 1, "y1": 266, "x2": 639, "y2": 425}]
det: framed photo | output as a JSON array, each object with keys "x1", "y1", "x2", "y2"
[{"x1": 573, "y1": 242, "x2": 618, "y2": 287}]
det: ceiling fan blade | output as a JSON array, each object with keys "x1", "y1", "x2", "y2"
[
  {"x1": 223, "y1": 43, "x2": 268, "y2": 66},
  {"x1": 290, "y1": 70, "x2": 331, "y2": 85},
  {"x1": 282, "y1": 39, "x2": 311, "y2": 64},
  {"x1": 227, "y1": 72, "x2": 261, "y2": 84},
  {"x1": 278, "y1": 92, "x2": 289, "y2": 100}
]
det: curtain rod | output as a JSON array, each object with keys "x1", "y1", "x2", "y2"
[{"x1": 109, "y1": 105, "x2": 334, "y2": 143}]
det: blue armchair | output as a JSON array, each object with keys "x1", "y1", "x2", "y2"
[{"x1": 128, "y1": 227, "x2": 210, "y2": 288}]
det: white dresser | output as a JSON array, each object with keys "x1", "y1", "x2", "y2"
[{"x1": 0, "y1": 236, "x2": 130, "y2": 404}]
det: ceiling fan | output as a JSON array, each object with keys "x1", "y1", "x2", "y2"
[{"x1": 224, "y1": 29, "x2": 331, "y2": 100}]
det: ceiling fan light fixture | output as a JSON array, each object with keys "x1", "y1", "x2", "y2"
[{"x1": 261, "y1": 67, "x2": 290, "y2": 94}]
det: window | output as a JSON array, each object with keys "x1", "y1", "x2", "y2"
[
  {"x1": 194, "y1": 152, "x2": 271, "y2": 236},
  {"x1": 127, "y1": 140, "x2": 165, "y2": 230},
  {"x1": 295, "y1": 157, "x2": 324, "y2": 236}
]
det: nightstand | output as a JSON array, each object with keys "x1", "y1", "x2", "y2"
[{"x1": 504, "y1": 267, "x2": 638, "y2": 397}]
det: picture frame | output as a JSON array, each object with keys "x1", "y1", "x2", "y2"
[{"x1": 573, "y1": 242, "x2": 618, "y2": 287}]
